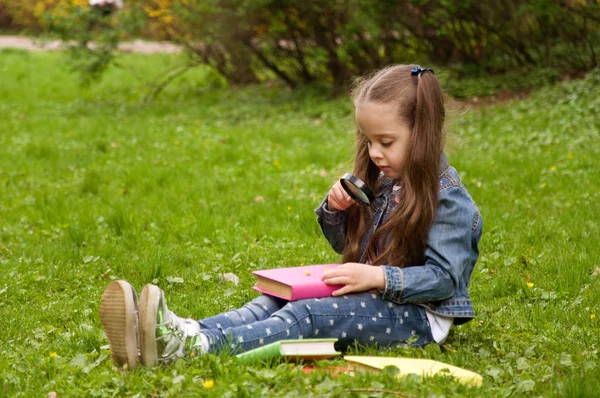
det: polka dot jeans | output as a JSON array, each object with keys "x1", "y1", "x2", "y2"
[{"x1": 198, "y1": 293, "x2": 434, "y2": 354}]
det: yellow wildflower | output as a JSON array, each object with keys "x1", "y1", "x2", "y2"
[
  {"x1": 50, "y1": 352, "x2": 57, "y2": 358},
  {"x1": 526, "y1": 282, "x2": 534, "y2": 288},
  {"x1": 591, "y1": 314, "x2": 596, "y2": 319},
  {"x1": 551, "y1": 166, "x2": 557, "y2": 171},
  {"x1": 202, "y1": 379, "x2": 215, "y2": 389},
  {"x1": 568, "y1": 153, "x2": 574, "y2": 159}
]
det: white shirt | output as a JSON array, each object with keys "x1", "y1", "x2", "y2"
[{"x1": 425, "y1": 310, "x2": 453, "y2": 343}]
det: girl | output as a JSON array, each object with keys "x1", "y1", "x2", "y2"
[{"x1": 100, "y1": 64, "x2": 482, "y2": 369}]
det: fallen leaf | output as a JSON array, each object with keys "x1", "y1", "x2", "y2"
[
  {"x1": 222, "y1": 273, "x2": 239, "y2": 285},
  {"x1": 166, "y1": 276, "x2": 184, "y2": 284},
  {"x1": 70, "y1": 353, "x2": 88, "y2": 368},
  {"x1": 173, "y1": 375, "x2": 186, "y2": 384}
]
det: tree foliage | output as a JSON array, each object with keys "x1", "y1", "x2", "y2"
[
  {"x1": 9, "y1": 0, "x2": 599, "y2": 92},
  {"x1": 43, "y1": 1, "x2": 145, "y2": 84},
  {"x1": 0, "y1": 0, "x2": 88, "y2": 31},
  {"x1": 145, "y1": 0, "x2": 600, "y2": 91}
]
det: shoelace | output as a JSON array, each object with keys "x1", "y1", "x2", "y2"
[{"x1": 155, "y1": 311, "x2": 200, "y2": 361}]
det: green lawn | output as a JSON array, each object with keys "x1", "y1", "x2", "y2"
[{"x1": 0, "y1": 49, "x2": 599, "y2": 397}]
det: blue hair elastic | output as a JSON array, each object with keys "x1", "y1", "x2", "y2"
[{"x1": 411, "y1": 66, "x2": 435, "y2": 79}]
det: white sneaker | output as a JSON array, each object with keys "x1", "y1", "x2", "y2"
[
  {"x1": 138, "y1": 284, "x2": 208, "y2": 366},
  {"x1": 99, "y1": 280, "x2": 140, "y2": 370}
]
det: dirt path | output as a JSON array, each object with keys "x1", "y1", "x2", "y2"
[{"x1": 0, "y1": 35, "x2": 181, "y2": 54}]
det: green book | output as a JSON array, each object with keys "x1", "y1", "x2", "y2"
[{"x1": 235, "y1": 338, "x2": 341, "y2": 364}]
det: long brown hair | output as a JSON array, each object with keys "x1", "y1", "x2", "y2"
[{"x1": 342, "y1": 65, "x2": 445, "y2": 268}]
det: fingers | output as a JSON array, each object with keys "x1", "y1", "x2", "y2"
[
  {"x1": 332, "y1": 286, "x2": 352, "y2": 296},
  {"x1": 328, "y1": 192, "x2": 347, "y2": 211},
  {"x1": 322, "y1": 269, "x2": 342, "y2": 283},
  {"x1": 333, "y1": 182, "x2": 353, "y2": 203},
  {"x1": 321, "y1": 266, "x2": 346, "y2": 281},
  {"x1": 332, "y1": 282, "x2": 365, "y2": 296},
  {"x1": 323, "y1": 268, "x2": 352, "y2": 291},
  {"x1": 327, "y1": 182, "x2": 354, "y2": 211},
  {"x1": 333, "y1": 181, "x2": 349, "y2": 196},
  {"x1": 322, "y1": 276, "x2": 348, "y2": 286}
]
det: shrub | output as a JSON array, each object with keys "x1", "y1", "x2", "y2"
[
  {"x1": 39, "y1": 0, "x2": 600, "y2": 93},
  {"x1": 0, "y1": 0, "x2": 88, "y2": 32}
]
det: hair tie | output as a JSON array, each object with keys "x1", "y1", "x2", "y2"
[{"x1": 411, "y1": 66, "x2": 435, "y2": 79}]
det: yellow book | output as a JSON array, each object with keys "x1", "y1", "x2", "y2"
[{"x1": 344, "y1": 356, "x2": 482, "y2": 386}]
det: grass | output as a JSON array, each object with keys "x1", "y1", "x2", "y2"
[{"x1": 0, "y1": 48, "x2": 599, "y2": 397}]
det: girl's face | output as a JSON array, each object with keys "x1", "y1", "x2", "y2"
[{"x1": 355, "y1": 101, "x2": 411, "y2": 180}]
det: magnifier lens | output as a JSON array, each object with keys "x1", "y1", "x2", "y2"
[
  {"x1": 346, "y1": 182, "x2": 370, "y2": 203},
  {"x1": 340, "y1": 173, "x2": 374, "y2": 206}
]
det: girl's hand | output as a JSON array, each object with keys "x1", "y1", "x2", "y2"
[
  {"x1": 327, "y1": 181, "x2": 354, "y2": 211},
  {"x1": 322, "y1": 262, "x2": 385, "y2": 296}
]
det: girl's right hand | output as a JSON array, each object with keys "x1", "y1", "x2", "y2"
[{"x1": 327, "y1": 181, "x2": 354, "y2": 211}]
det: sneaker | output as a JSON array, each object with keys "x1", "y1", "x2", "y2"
[
  {"x1": 138, "y1": 284, "x2": 207, "y2": 366},
  {"x1": 99, "y1": 280, "x2": 140, "y2": 370}
]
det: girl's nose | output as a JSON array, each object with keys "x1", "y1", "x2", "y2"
[{"x1": 369, "y1": 146, "x2": 383, "y2": 160}]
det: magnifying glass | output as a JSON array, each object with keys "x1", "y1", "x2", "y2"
[{"x1": 340, "y1": 173, "x2": 374, "y2": 206}]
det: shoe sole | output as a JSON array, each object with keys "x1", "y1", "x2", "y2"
[
  {"x1": 99, "y1": 280, "x2": 139, "y2": 370},
  {"x1": 139, "y1": 284, "x2": 160, "y2": 367}
]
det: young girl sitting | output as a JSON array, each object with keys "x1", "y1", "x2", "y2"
[{"x1": 100, "y1": 64, "x2": 483, "y2": 369}]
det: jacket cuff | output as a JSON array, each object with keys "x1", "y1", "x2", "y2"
[
  {"x1": 315, "y1": 196, "x2": 347, "y2": 225},
  {"x1": 379, "y1": 266, "x2": 404, "y2": 303}
]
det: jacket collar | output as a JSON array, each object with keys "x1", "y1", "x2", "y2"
[{"x1": 440, "y1": 152, "x2": 449, "y2": 175}]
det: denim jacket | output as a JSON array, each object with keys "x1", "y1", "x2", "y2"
[{"x1": 315, "y1": 153, "x2": 482, "y2": 324}]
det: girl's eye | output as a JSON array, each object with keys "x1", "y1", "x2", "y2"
[{"x1": 381, "y1": 141, "x2": 393, "y2": 148}]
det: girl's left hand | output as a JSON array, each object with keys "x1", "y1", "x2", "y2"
[{"x1": 322, "y1": 262, "x2": 385, "y2": 296}]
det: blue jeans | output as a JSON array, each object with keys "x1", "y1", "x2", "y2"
[{"x1": 198, "y1": 293, "x2": 434, "y2": 354}]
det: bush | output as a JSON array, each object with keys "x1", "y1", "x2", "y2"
[
  {"x1": 40, "y1": 0, "x2": 600, "y2": 93},
  {"x1": 142, "y1": 0, "x2": 600, "y2": 91},
  {"x1": 0, "y1": 0, "x2": 88, "y2": 32},
  {"x1": 44, "y1": 1, "x2": 145, "y2": 84}
]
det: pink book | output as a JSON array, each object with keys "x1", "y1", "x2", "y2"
[{"x1": 251, "y1": 264, "x2": 343, "y2": 301}]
